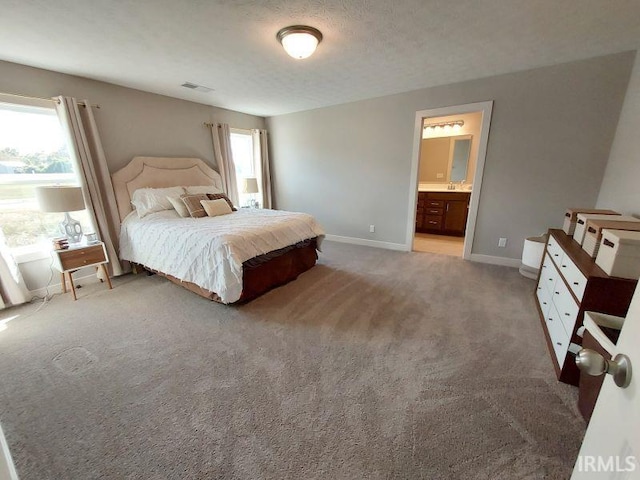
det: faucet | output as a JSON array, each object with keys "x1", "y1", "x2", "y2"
[{"x1": 448, "y1": 181, "x2": 454, "y2": 190}]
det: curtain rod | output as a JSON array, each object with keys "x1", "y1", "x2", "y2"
[{"x1": 0, "y1": 91, "x2": 101, "y2": 109}]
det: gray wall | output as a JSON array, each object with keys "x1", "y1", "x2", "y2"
[
  {"x1": 267, "y1": 52, "x2": 634, "y2": 259},
  {"x1": 0, "y1": 60, "x2": 265, "y2": 291},
  {"x1": 597, "y1": 50, "x2": 640, "y2": 216}
]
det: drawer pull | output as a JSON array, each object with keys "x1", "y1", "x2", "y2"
[
  {"x1": 555, "y1": 291, "x2": 560, "y2": 295},
  {"x1": 556, "y1": 342, "x2": 563, "y2": 346},
  {"x1": 573, "y1": 282, "x2": 579, "y2": 286},
  {"x1": 588, "y1": 227, "x2": 596, "y2": 234},
  {"x1": 578, "y1": 219, "x2": 585, "y2": 225},
  {"x1": 548, "y1": 318, "x2": 553, "y2": 321},
  {"x1": 562, "y1": 264, "x2": 567, "y2": 268},
  {"x1": 603, "y1": 238, "x2": 615, "y2": 248},
  {"x1": 565, "y1": 313, "x2": 571, "y2": 316}
]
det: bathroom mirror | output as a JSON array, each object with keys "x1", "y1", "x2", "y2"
[{"x1": 419, "y1": 134, "x2": 473, "y2": 183}]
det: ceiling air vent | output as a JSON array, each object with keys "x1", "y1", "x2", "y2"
[{"x1": 181, "y1": 82, "x2": 214, "y2": 93}]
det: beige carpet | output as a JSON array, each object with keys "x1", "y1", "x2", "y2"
[{"x1": 0, "y1": 241, "x2": 584, "y2": 479}]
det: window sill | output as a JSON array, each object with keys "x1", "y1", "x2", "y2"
[{"x1": 12, "y1": 245, "x2": 51, "y2": 264}]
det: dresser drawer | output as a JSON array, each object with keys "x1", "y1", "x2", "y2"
[
  {"x1": 540, "y1": 254, "x2": 560, "y2": 294},
  {"x1": 550, "y1": 275, "x2": 580, "y2": 336},
  {"x1": 558, "y1": 255, "x2": 587, "y2": 300},
  {"x1": 546, "y1": 305, "x2": 570, "y2": 366},
  {"x1": 536, "y1": 284, "x2": 552, "y2": 319},
  {"x1": 546, "y1": 236, "x2": 565, "y2": 266},
  {"x1": 58, "y1": 245, "x2": 106, "y2": 270}
]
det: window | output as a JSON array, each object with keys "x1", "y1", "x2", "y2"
[
  {"x1": 230, "y1": 129, "x2": 259, "y2": 207},
  {"x1": 0, "y1": 101, "x2": 91, "y2": 254}
]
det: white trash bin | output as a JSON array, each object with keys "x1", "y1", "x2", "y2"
[{"x1": 520, "y1": 234, "x2": 547, "y2": 279}]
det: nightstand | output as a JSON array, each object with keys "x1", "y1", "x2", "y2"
[{"x1": 52, "y1": 242, "x2": 112, "y2": 300}]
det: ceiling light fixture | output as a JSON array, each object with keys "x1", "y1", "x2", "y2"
[{"x1": 276, "y1": 25, "x2": 323, "y2": 60}]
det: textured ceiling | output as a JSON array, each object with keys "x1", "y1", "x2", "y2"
[{"x1": 0, "y1": 0, "x2": 639, "y2": 117}]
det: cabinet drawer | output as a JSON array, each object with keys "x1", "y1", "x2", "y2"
[
  {"x1": 425, "y1": 208, "x2": 444, "y2": 216},
  {"x1": 540, "y1": 254, "x2": 560, "y2": 294},
  {"x1": 550, "y1": 275, "x2": 580, "y2": 336},
  {"x1": 536, "y1": 284, "x2": 552, "y2": 319},
  {"x1": 59, "y1": 245, "x2": 106, "y2": 270},
  {"x1": 424, "y1": 216, "x2": 442, "y2": 229},
  {"x1": 547, "y1": 305, "x2": 570, "y2": 366},
  {"x1": 558, "y1": 256, "x2": 587, "y2": 300},
  {"x1": 546, "y1": 236, "x2": 565, "y2": 266},
  {"x1": 425, "y1": 200, "x2": 444, "y2": 208}
]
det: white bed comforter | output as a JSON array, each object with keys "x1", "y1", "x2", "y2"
[{"x1": 119, "y1": 208, "x2": 325, "y2": 303}]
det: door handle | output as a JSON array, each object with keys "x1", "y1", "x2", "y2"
[{"x1": 575, "y1": 348, "x2": 632, "y2": 388}]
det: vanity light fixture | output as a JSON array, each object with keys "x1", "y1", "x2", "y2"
[
  {"x1": 423, "y1": 120, "x2": 465, "y2": 131},
  {"x1": 277, "y1": 25, "x2": 323, "y2": 59}
]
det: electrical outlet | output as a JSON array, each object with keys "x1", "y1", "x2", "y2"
[
  {"x1": 436, "y1": 173, "x2": 444, "y2": 179},
  {"x1": 498, "y1": 237, "x2": 507, "y2": 248},
  {"x1": 369, "y1": 225, "x2": 375, "y2": 233}
]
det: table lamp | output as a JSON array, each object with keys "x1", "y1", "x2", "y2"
[
  {"x1": 35, "y1": 186, "x2": 85, "y2": 243},
  {"x1": 241, "y1": 177, "x2": 259, "y2": 208}
]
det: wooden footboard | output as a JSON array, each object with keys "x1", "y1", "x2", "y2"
[{"x1": 136, "y1": 238, "x2": 319, "y2": 304}]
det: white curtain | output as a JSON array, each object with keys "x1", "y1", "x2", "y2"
[
  {"x1": 0, "y1": 230, "x2": 30, "y2": 309},
  {"x1": 252, "y1": 129, "x2": 272, "y2": 209},
  {"x1": 210, "y1": 123, "x2": 239, "y2": 206},
  {"x1": 55, "y1": 97, "x2": 124, "y2": 277}
]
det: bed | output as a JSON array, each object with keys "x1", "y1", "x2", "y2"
[{"x1": 112, "y1": 157, "x2": 324, "y2": 304}]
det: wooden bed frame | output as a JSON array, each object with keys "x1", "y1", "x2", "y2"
[{"x1": 111, "y1": 156, "x2": 318, "y2": 303}]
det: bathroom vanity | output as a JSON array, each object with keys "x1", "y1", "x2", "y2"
[{"x1": 416, "y1": 190, "x2": 470, "y2": 236}]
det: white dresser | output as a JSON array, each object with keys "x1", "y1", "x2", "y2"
[{"x1": 535, "y1": 229, "x2": 637, "y2": 385}]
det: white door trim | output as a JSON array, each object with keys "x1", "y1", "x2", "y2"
[{"x1": 405, "y1": 101, "x2": 494, "y2": 259}]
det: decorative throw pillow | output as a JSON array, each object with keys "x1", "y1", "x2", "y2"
[
  {"x1": 206, "y1": 193, "x2": 237, "y2": 211},
  {"x1": 201, "y1": 198, "x2": 233, "y2": 217},
  {"x1": 131, "y1": 186, "x2": 185, "y2": 218},
  {"x1": 180, "y1": 193, "x2": 209, "y2": 218},
  {"x1": 167, "y1": 196, "x2": 190, "y2": 218},
  {"x1": 186, "y1": 185, "x2": 224, "y2": 196}
]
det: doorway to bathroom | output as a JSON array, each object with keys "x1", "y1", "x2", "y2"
[{"x1": 405, "y1": 102, "x2": 493, "y2": 259}]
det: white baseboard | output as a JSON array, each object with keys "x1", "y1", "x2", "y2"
[
  {"x1": 0, "y1": 423, "x2": 19, "y2": 480},
  {"x1": 324, "y1": 234, "x2": 408, "y2": 251},
  {"x1": 468, "y1": 253, "x2": 521, "y2": 268},
  {"x1": 29, "y1": 272, "x2": 100, "y2": 298}
]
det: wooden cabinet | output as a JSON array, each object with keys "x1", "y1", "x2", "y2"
[
  {"x1": 535, "y1": 229, "x2": 637, "y2": 385},
  {"x1": 416, "y1": 191, "x2": 470, "y2": 236}
]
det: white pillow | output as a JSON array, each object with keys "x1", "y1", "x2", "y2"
[
  {"x1": 131, "y1": 186, "x2": 185, "y2": 218},
  {"x1": 167, "y1": 196, "x2": 190, "y2": 218},
  {"x1": 200, "y1": 198, "x2": 233, "y2": 217},
  {"x1": 185, "y1": 185, "x2": 223, "y2": 195}
]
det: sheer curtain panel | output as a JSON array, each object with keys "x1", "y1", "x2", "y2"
[
  {"x1": 55, "y1": 96, "x2": 124, "y2": 276},
  {"x1": 252, "y1": 129, "x2": 272, "y2": 209},
  {"x1": 0, "y1": 230, "x2": 30, "y2": 308},
  {"x1": 210, "y1": 123, "x2": 239, "y2": 206}
]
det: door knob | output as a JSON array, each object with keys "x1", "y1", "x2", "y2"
[{"x1": 575, "y1": 348, "x2": 632, "y2": 388}]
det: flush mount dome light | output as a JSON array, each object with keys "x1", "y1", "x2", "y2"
[{"x1": 276, "y1": 25, "x2": 323, "y2": 59}]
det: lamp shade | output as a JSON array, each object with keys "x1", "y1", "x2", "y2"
[
  {"x1": 241, "y1": 177, "x2": 259, "y2": 194},
  {"x1": 35, "y1": 186, "x2": 85, "y2": 213}
]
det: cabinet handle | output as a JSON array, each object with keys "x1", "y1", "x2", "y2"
[
  {"x1": 446, "y1": 204, "x2": 449, "y2": 212},
  {"x1": 548, "y1": 318, "x2": 553, "y2": 321},
  {"x1": 573, "y1": 282, "x2": 579, "y2": 286},
  {"x1": 555, "y1": 291, "x2": 560, "y2": 295},
  {"x1": 565, "y1": 313, "x2": 571, "y2": 316},
  {"x1": 556, "y1": 342, "x2": 563, "y2": 346}
]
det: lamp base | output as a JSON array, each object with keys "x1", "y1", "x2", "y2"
[{"x1": 60, "y1": 212, "x2": 83, "y2": 244}]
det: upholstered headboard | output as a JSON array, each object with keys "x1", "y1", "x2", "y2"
[{"x1": 111, "y1": 156, "x2": 224, "y2": 222}]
